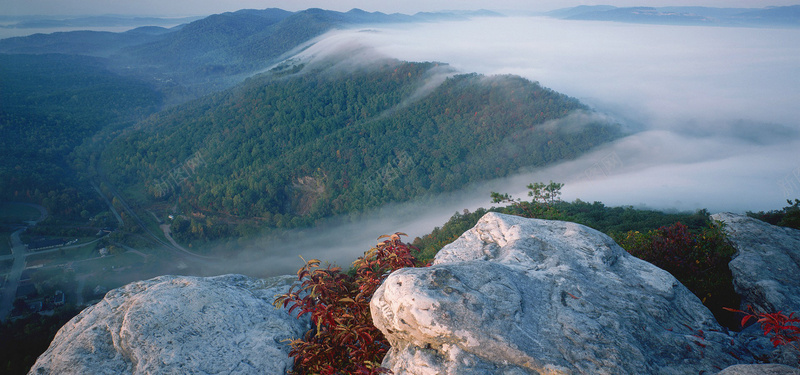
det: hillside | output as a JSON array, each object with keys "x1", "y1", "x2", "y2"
[
  {"x1": 0, "y1": 53, "x2": 162, "y2": 217},
  {"x1": 101, "y1": 59, "x2": 621, "y2": 242},
  {"x1": 0, "y1": 8, "x2": 506, "y2": 220},
  {"x1": 0, "y1": 8, "x2": 501, "y2": 102}
]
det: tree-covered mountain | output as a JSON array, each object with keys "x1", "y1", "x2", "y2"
[
  {"x1": 0, "y1": 7, "x2": 504, "y2": 220},
  {"x1": 114, "y1": 8, "x2": 498, "y2": 93},
  {"x1": 1, "y1": 15, "x2": 202, "y2": 29},
  {"x1": 101, "y1": 59, "x2": 621, "y2": 239},
  {"x1": 0, "y1": 53, "x2": 162, "y2": 217},
  {"x1": 1, "y1": 8, "x2": 503, "y2": 101},
  {"x1": 0, "y1": 5, "x2": 617, "y2": 243},
  {"x1": 0, "y1": 28, "x2": 171, "y2": 57}
]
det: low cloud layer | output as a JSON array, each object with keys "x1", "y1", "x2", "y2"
[
  {"x1": 199, "y1": 16, "x2": 800, "y2": 277},
  {"x1": 316, "y1": 17, "x2": 800, "y2": 212}
]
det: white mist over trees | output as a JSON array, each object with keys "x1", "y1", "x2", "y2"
[
  {"x1": 191, "y1": 15, "x2": 800, "y2": 278},
  {"x1": 312, "y1": 16, "x2": 800, "y2": 213}
]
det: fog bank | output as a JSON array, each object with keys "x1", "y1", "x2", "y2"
[
  {"x1": 200, "y1": 17, "x2": 800, "y2": 277},
  {"x1": 322, "y1": 17, "x2": 800, "y2": 212}
]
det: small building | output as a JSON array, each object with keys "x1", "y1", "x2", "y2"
[{"x1": 53, "y1": 290, "x2": 65, "y2": 306}]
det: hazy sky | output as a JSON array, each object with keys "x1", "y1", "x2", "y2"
[{"x1": 3, "y1": 0, "x2": 799, "y2": 16}]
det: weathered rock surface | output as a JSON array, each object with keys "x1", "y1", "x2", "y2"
[
  {"x1": 712, "y1": 212, "x2": 800, "y2": 369},
  {"x1": 29, "y1": 274, "x2": 308, "y2": 375},
  {"x1": 371, "y1": 212, "x2": 750, "y2": 374},
  {"x1": 711, "y1": 212, "x2": 800, "y2": 314},
  {"x1": 716, "y1": 363, "x2": 800, "y2": 375}
]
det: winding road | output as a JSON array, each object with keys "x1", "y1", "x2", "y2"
[
  {"x1": 93, "y1": 175, "x2": 216, "y2": 260},
  {"x1": 0, "y1": 202, "x2": 47, "y2": 321}
]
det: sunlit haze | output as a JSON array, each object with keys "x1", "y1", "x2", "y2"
[{"x1": 3, "y1": 0, "x2": 800, "y2": 16}]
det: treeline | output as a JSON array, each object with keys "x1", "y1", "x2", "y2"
[
  {"x1": 747, "y1": 199, "x2": 800, "y2": 230},
  {"x1": 413, "y1": 200, "x2": 712, "y2": 262},
  {"x1": 102, "y1": 60, "x2": 621, "y2": 241},
  {"x1": 0, "y1": 53, "x2": 162, "y2": 218}
]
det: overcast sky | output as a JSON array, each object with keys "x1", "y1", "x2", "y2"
[{"x1": 3, "y1": 0, "x2": 799, "y2": 17}]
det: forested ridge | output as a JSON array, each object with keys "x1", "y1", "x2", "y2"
[
  {"x1": 0, "y1": 53, "x2": 162, "y2": 218},
  {"x1": 1, "y1": 8, "x2": 617, "y2": 245},
  {"x1": 102, "y1": 60, "x2": 621, "y2": 240}
]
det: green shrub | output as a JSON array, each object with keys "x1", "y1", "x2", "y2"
[
  {"x1": 613, "y1": 222, "x2": 740, "y2": 329},
  {"x1": 748, "y1": 199, "x2": 800, "y2": 230}
]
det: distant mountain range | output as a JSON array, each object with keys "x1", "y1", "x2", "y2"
[
  {"x1": 546, "y1": 5, "x2": 800, "y2": 27},
  {"x1": 0, "y1": 8, "x2": 503, "y2": 101},
  {"x1": 4, "y1": 6, "x2": 621, "y2": 238},
  {"x1": 0, "y1": 15, "x2": 203, "y2": 29}
]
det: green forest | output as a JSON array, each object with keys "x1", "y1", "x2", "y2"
[
  {"x1": 102, "y1": 60, "x2": 621, "y2": 243},
  {"x1": 0, "y1": 53, "x2": 162, "y2": 219}
]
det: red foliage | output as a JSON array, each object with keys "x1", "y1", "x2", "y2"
[
  {"x1": 724, "y1": 305, "x2": 800, "y2": 348},
  {"x1": 274, "y1": 233, "x2": 425, "y2": 374}
]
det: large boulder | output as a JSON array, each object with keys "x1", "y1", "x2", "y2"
[
  {"x1": 371, "y1": 212, "x2": 750, "y2": 374},
  {"x1": 29, "y1": 274, "x2": 308, "y2": 375},
  {"x1": 716, "y1": 364, "x2": 800, "y2": 375},
  {"x1": 710, "y1": 212, "x2": 800, "y2": 314},
  {"x1": 711, "y1": 212, "x2": 800, "y2": 368}
]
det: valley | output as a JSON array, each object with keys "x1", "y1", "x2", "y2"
[
  {"x1": 0, "y1": 10, "x2": 625, "y2": 342},
  {"x1": 1, "y1": 4, "x2": 799, "y2": 373}
]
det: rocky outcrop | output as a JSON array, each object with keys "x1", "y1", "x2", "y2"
[
  {"x1": 711, "y1": 212, "x2": 800, "y2": 369},
  {"x1": 717, "y1": 364, "x2": 800, "y2": 375},
  {"x1": 371, "y1": 212, "x2": 750, "y2": 374},
  {"x1": 710, "y1": 212, "x2": 800, "y2": 314},
  {"x1": 29, "y1": 274, "x2": 308, "y2": 375}
]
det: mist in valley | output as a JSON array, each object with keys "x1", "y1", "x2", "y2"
[
  {"x1": 190, "y1": 15, "x2": 800, "y2": 277},
  {"x1": 5, "y1": 7, "x2": 800, "y2": 374},
  {"x1": 3, "y1": 12, "x2": 800, "y2": 279},
  {"x1": 334, "y1": 16, "x2": 800, "y2": 209}
]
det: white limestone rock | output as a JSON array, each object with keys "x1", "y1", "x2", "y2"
[
  {"x1": 371, "y1": 212, "x2": 750, "y2": 374},
  {"x1": 29, "y1": 274, "x2": 308, "y2": 375}
]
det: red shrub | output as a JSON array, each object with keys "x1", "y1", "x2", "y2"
[
  {"x1": 274, "y1": 233, "x2": 425, "y2": 374},
  {"x1": 725, "y1": 305, "x2": 800, "y2": 349}
]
